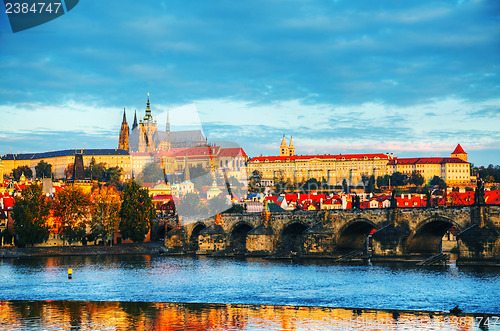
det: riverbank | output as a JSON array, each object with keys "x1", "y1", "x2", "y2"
[{"x1": 0, "y1": 242, "x2": 168, "y2": 258}]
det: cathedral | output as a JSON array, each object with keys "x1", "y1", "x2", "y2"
[{"x1": 119, "y1": 94, "x2": 206, "y2": 152}]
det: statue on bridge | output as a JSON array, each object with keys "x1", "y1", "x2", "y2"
[{"x1": 474, "y1": 177, "x2": 485, "y2": 206}]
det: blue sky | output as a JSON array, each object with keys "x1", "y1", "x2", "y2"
[{"x1": 0, "y1": 0, "x2": 499, "y2": 166}]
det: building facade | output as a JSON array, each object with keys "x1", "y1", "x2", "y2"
[
  {"x1": 0, "y1": 149, "x2": 132, "y2": 180},
  {"x1": 247, "y1": 138, "x2": 392, "y2": 186},
  {"x1": 387, "y1": 144, "x2": 471, "y2": 186}
]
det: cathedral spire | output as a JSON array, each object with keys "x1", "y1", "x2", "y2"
[
  {"x1": 132, "y1": 110, "x2": 138, "y2": 130},
  {"x1": 144, "y1": 93, "x2": 152, "y2": 121},
  {"x1": 118, "y1": 108, "x2": 130, "y2": 151},
  {"x1": 122, "y1": 108, "x2": 127, "y2": 124}
]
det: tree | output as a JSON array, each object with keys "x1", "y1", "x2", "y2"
[
  {"x1": 409, "y1": 171, "x2": 424, "y2": 187},
  {"x1": 175, "y1": 192, "x2": 205, "y2": 217},
  {"x1": 35, "y1": 160, "x2": 52, "y2": 179},
  {"x1": 390, "y1": 172, "x2": 408, "y2": 187},
  {"x1": 53, "y1": 186, "x2": 91, "y2": 245},
  {"x1": 119, "y1": 180, "x2": 156, "y2": 243},
  {"x1": 208, "y1": 194, "x2": 230, "y2": 215},
  {"x1": 103, "y1": 166, "x2": 123, "y2": 189},
  {"x1": 12, "y1": 183, "x2": 51, "y2": 246},
  {"x1": 248, "y1": 170, "x2": 263, "y2": 193},
  {"x1": 430, "y1": 176, "x2": 447, "y2": 190},
  {"x1": 361, "y1": 174, "x2": 369, "y2": 191},
  {"x1": 301, "y1": 178, "x2": 320, "y2": 192},
  {"x1": 136, "y1": 162, "x2": 164, "y2": 185},
  {"x1": 85, "y1": 158, "x2": 106, "y2": 181},
  {"x1": 377, "y1": 174, "x2": 390, "y2": 188},
  {"x1": 12, "y1": 166, "x2": 33, "y2": 181},
  {"x1": 90, "y1": 186, "x2": 121, "y2": 246},
  {"x1": 367, "y1": 175, "x2": 376, "y2": 193},
  {"x1": 342, "y1": 179, "x2": 349, "y2": 193}
]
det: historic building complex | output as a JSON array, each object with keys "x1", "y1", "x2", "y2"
[
  {"x1": 248, "y1": 136, "x2": 393, "y2": 186},
  {"x1": 247, "y1": 137, "x2": 472, "y2": 187},
  {"x1": 387, "y1": 144, "x2": 471, "y2": 186},
  {"x1": 119, "y1": 94, "x2": 205, "y2": 153}
]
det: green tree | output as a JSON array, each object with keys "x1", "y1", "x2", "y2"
[
  {"x1": 409, "y1": 171, "x2": 425, "y2": 186},
  {"x1": 12, "y1": 166, "x2": 33, "y2": 181},
  {"x1": 367, "y1": 175, "x2": 376, "y2": 193},
  {"x1": 390, "y1": 172, "x2": 408, "y2": 187},
  {"x1": 104, "y1": 166, "x2": 123, "y2": 189},
  {"x1": 136, "y1": 162, "x2": 165, "y2": 185},
  {"x1": 342, "y1": 179, "x2": 349, "y2": 193},
  {"x1": 208, "y1": 195, "x2": 230, "y2": 215},
  {"x1": 53, "y1": 185, "x2": 91, "y2": 245},
  {"x1": 85, "y1": 158, "x2": 106, "y2": 181},
  {"x1": 119, "y1": 180, "x2": 156, "y2": 243},
  {"x1": 90, "y1": 186, "x2": 121, "y2": 246},
  {"x1": 377, "y1": 174, "x2": 390, "y2": 188},
  {"x1": 361, "y1": 174, "x2": 369, "y2": 192},
  {"x1": 176, "y1": 192, "x2": 204, "y2": 216},
  {"x1": 430, "y1": 176, "x2": 447, "y2": 189},
  {"x1": 35, "y1": 160, "x2": 52, "y2": 179},
  {"x1": 12, "y1": 183, "x2": 51, "y2": 246}
]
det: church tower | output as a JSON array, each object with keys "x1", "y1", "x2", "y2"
[
  {"x1": 288, "y1": 136, "x2": 295, "y2": 156},
  {"x1": 118, "y1": 108, "x2": 129, "y2": 151},
  {"x1": 280, "y1": 135, "x2": 289, "y2": 157},
  {"x1": 451, "y1": 144, "x2": 468, "y2": 162}
]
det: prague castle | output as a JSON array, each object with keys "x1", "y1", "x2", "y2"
[{"x1": 119, "y1": 94, "x2": 206, "y2": 153}]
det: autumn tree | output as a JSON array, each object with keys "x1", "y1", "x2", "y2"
[
  {"x1": 119, "y1": 180, "x2": 156, "y2": 243},
  {"x1": 35, "y1": 160, "x2": 52, "y2": 179},
  {"x1": 12, "y1": 183, "x2": 51, "y2": 246},
  {"x1": 53, "y1": 185, "x2": 91, "y2": 245},
  {"x1": 90, "y1": 186, "x2": 121, "y2": 246},
  {"x1": 12, "y1": 166, "x2": 33, "y2": 181}
]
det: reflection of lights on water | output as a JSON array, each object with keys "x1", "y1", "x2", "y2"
[{"x1": 0, "y1": 301, "x2": 485, "y2": 331}]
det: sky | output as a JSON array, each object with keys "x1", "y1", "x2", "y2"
[{"x1": 0, "y1": 0, "x2": 499, "y2": 166}]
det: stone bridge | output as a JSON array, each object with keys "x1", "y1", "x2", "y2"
[{"x1": 164, "y1": 205, "x2": 500, "y2": 260}]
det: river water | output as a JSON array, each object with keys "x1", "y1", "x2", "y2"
[{"x1": 0, "y1": 255, "x2": 499, "y2": 330}]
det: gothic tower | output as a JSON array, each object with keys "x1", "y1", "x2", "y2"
[
  {"x1": 118, "y1": 108, "x2": 129, "y2": 151},
  {"x1": 280, "y1": 135, "x2": 289, "y2": 157},
  {"x1": 288, "y1": 136, "x2": 295, "y2": 156}
]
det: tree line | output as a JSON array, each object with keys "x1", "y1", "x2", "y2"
[{"x1": 10, "y1": 180, "x2": 155, "y2": 247}]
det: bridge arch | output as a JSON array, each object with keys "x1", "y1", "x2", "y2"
[
  {"x1": 228, "y1": 221, "x2": 254, "y2": 253},
  {"x1": 336, "y1": 218, "x2": 378, "y2": 252},
  {"x1": 188, "y1": 222, "x2": 208, "y2": 251},
  {"x1": 278, "y1": 221, "x2": 309, "y2": 253},
  {"x1": 406, "y1": 216, "x2": 462, "y2": 254}
]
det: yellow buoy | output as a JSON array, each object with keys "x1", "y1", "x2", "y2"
[{"x1": 68, "y1": 268, "x2": 73, "y2": 279}]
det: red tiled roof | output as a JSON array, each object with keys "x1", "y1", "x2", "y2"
[
  {"x1": 249, "y1": 153, "x2": 390, "y2": 163},
  {"x1": 452, "y1": 144, "x2": 467, "y2": 155},
  {"x1": 388, "y1": 157, "x2": 468, "y2": 165},
  {"x1": 218, "y1": 148, "x2": 248, "y2": 158}
]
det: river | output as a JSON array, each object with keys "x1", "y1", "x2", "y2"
[{"x1": 0, "y1": 255, "x2": 499, "y2": 330}]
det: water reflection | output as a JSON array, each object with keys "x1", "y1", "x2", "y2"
[
  {"x1": 1, "y1": 300, "x2": 498, "y2": 331},
  {"x1": 1, "y1": 255, "x2": 499, "y2": 315}
]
